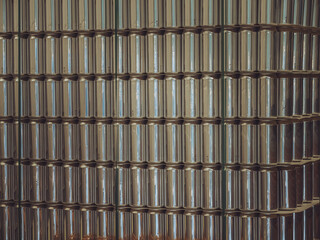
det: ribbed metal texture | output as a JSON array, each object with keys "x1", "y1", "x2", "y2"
[{"x1": 0, "y1": 0, "x2": 320, "y2": 239}]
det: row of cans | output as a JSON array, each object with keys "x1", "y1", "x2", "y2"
[
  {"x1": 1, "y1": 76, "x2": 319, "y2": 119},
  {"x1": 0, "y1": 203, "x2": 319, "y2": 240},
  {"x1": 0, "y1": 161, "x2": 319, "y2": 210},
  {"x1": 0, "y1": 119, "x2": 319, "y2": 164}
]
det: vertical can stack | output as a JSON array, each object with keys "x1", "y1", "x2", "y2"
[{"x1": 0, "y1": 0, "x2": 319, "y2": 239}]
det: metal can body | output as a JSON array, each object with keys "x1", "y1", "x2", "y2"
[
  {"x1": 62, "y1": 77, "x2": 79, "y2": 118},
  {"x1": 130, "y1": 122, "x2": 147, "y2": 163},
  {"x1": 62, "y1": 121, "x2": 79, "y2": 161},
  {"x1": 240, "y1": 214, "x2": 258, "y2": 240},
  {"x1": 64, "y1": 207, "x2": 80, "y2": 240},
  {"x1": 95, "y1": 77, "x2": 112, "y2": 119},
  {"x1": 97, "y1": 208, "x2": 115, "y2": 239},
  {"x1": 30, "y1": 121, "x2": 46, "y2": 161},
  {"x1": 31, "y1": 206, "x2": 47, "y2": 240},
  {"x1": 239, "y1": 123, "x2": 258, "y2": 164},
  {"x1": 30, "y1": 162, "x2": 47, "y2": 202},
  {"x1": 239, "y1": 77, "x2": 257, "y2": 118},
  {"x1": 259, "y1": 214, "x2": 279, "y2": 240},
  {"x1": 0, "y1": 162, "x2": 14, "y2": 201},
  {"x1": 225, "y1": 167, "x2": 240, "y2": 210},
  {"x1": 146, "y1": 33, "x2": 163, "y2": 73},
  {"x1": 29, "y1": 36, "x2": 44, "y2": 74},
  {"x1": 147, "y1": 122, "x2": 165, "y2": 163},
  {"x1": 63, "y1": 164, "x2": 80, "y2": 204},
  {"x1": 258, "y1": 0, "x2": 279, "y2": 25},
  {"x1": 13, "y1": 121, "x2": 30, "y2": 160},
  {"x1": 0, "y1": 121, "x2": 13, "y2": 160},
  {"x1": 203, "y1": 212, "x2": 221, "y2": 239},
  {"x1": 79, "y1": 122, "x2": 96, "y2": 162},
  {"x1": 47, "y1": 163, "x2": 63, "y2": 203},
  {"x1": 201, "y1": 32, "x2": 220, "y2": 73},
  {"x1": 79, "y1": 77, "x2": 95, "y2": 119},
  {"x1": 80, "y1": 164, "x2": 96, "y2": 205},
  {"x1": 183, "y1": 211, "x2": 203, "y2": 239},
  {"x1": 224, "y1": 0, "x2": 238, "y2": 26},
  {"x1": 78, "y1": 0, "x2": 94, "y2": 31},
  {"x1": 258, "y1": 30, "x2": 278, "y2": 72},
  {"x1": 131, "y1": 210, "x2": 148, "y2": 239},
  {"x1": 0, "y1": 204, "x2": 16, "y2": 239},
  {"x1": 279, "y1": 167, "x2": 297, "y2": 210},
  {"x1": 165, "y1": 122, "x2": 183, "y2": 164},
  {"x1": 113, "y1": 78, "x2": 129, "y2": 118},
  {"x1": 279, "y1": 32, "x2": 292, "y2": 71},
  {"x1": 183, "y1": 76, "x2": 200, "y2": 119},
  {"x1": 147, "y1": 77, "x2": 164, "y2": 118},
  {"x1": 225, "y1": 77, "x2": 238, "y2": 118},
  {"x1": 0, "y1": 37, "x2": 12, "y2": 74},
  {"x1": 240, "y1": 168, "x2": 258, "y2": 211},
  {"x1": 202, "y1": 123, "x2": 221, "y2": 165},
  {"x1": 130, "y1": 78, "x2": 146, "y2": 118},
  {"x1": 184, "y1": 123, "x2": 202, "y2": 164},
  {"x1": 278, "y1": 78, "x2": 293, "y2": 118},
  {"x1": 225, "y1": 213, "x2": 239, "y2": 240},
  {"x1": 116, "y1": 165, "x2": 131, "y2": 206},
  {"x1": 259, "y1": 77, "x2": 277, "y2": 118},
  {"x1": 128, "y1": 0, "x2": 146, "y2": 29},
  {"x1": 165, "y1": 77, "x2": 182, "y2": 119},
  {"x1": 259, "y1": 122, "x2": 277, "y2": 165},
  {"x1": 61, "y1": 0, "x2": 77, "y2": 31},
  {"x1": 112, "y1": 34, "x2": 128, "y2": 74},
  {"x1": 292, "y1": 78, "x2": 302, "y2": 116},
  {"x1": 118, "y1": 208, "x2": 131, "y2": 239},
  {"x1": 148, "y1": 210, "x2": 166, "y2": 239},
  {"x1": 165, "y1": 210, "x2": 184, "y2": 239},
  {"x1": 166, "y1": 166, "x2": 183, "y2": 208},
  {"x1": 313, "y1": 161, "x2": 320, "y2": 198},
  {"x1": 202, "y1": 167, "x2": 221, "y2": 209},
  {"x1": 201, "y1": 0, "x2": 220, "y2": 27},
  {"x1": 239, "y1": 30, "x2": 257, "y2": 72},
  {"x1": 113, "y1": 122, "x2": 130, "y2": 163},
  {"x1": 46, "y1": 121, "x2": 62, "y2": 161},
  {"x1": 201, "y1": 76, "x2": 220, "y2": 119},
  {"x1": 14, "y1": 78, "x2": 29, "y2": 118},
  {"x1": 96, "y1": 122, "x2": 113, "y2": 162},
  {"x1": 259, "y1": 168, "x2": 278, "y2": 211},
  {"x1": 0, "y1": 78, "x2": 13, "y2": 117},
  {"x1": 61, "y1": 34, "x2": 78, "y2": 74},
  {"x1": 225, "y1": 122, "x2": 238, "y2": 164},
  {"x1": 225, "y1": 31, "x2": 238, "y2": 72},
  {"x1": 128, "y1": 34, "x2": 146, "y2": 74},
  {"x1": 48, "y1": 207, "x2": 63, "y2": 240},
  {"x1": 164, "y1": 32, "x2": 182, "y2": 73},
  {"x1": 14, "y1": 163, "x2": 30, "y2": 202},
  {"x1": 45, "y1": 78, "x2": 62, "y2": 118},
  {"x1": 279, "y1": 214, "x2": 294, "y2": 240},
  {"x1": 148, "y1": 166, "x2": 165, "y2": 207},
  {"x1": 182, "y1": 32, "x2": 199, "y2": 73},
  {"x1": 96, "y1": 165, "x2": 114, "y2": 206},
  {"x1": 81, "y1": 209, "x2": 97, "y2": 239},
  {"x1": 278, "y1": 122, "x2": 293, "y2": 163},
  {"x1": 131, "y1": 165, "x2": 148, "y2": 207},
  {"x1": 184, "y1": 167, "x2": 201, "y2": 209},
  {"x1": 45, "y1": 0, "x2": 61, "y2": 31},
  {"x1": 0, "y1": 0, "x2": 12, "y2": 33},
  {"x1": 293, "y1": 121, "x2": 303, "y2": 161},
  {"x1": 311, "y1": 78, "x2": 320, "y2": 115},
  {"x1": 164, "y1": 0, "x2": 182, "y2": 28},
  {"x1": 303, "y1": 120, "x2": 313, "y2": 159},
  {"x1": 303, "y1": 162, "x2": 313, "y2": 202},
  {"x1": 95, "y1": 34, "x2": 112, "y2": 74},
  {"x1": 239, "y1": 0, "x2": 258, "y2": 25},
  {"x1": 295, "y1": 165, "x2": 303, "y2": 205}
]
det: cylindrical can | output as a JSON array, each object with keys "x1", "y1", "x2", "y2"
[
  {"x1": 146, "y1": 0, "x2": 163, "y2": 28},
  {"x1": 165, "y1": 210, "x2": 183, "y2": 239},
  {"x1": 279, "y1": 32, "x2": 292, "y2": 71},
  {"x1": 239, "y1": 30, "x2": 257, "y2": 72},
  {"x1": 0, "y1": 0, "x2": 12, "y2": 33},
  {"x1": 292, "y1": 0, "x2": 303, "y2": 26},
  {"x1": 164, "y1": 0, "x2": 181, "y2": 28},
  {"x1": 313, "y1": 160, "x2": 320, "y2": 198},
  {"x1": 312, "y1": 78, "x2": 320, "y2": 114},
  {"x1": 292, "y1": 78, "x2": 302, "y2": 116},
  {"x1": 130, "y1": 122, "x2": 147, "y2": 163},
  {"x1": 29, "y1": 78, "x2": 45, "y2": 118},
  {"x1": 166, "y1": 166, "x2": 183, "y2": 208},
  {"x1": 239, "y1": 77, "x2": 257, "y2": 118},
  {"x1": 95, "y1": 34, "x2": 112, "y2": 74},
  {"x1": 225, "y1": 77, "x2": 238, "y2": 118},
  {"x1": 128, "y1": 0, "x2": 146, "y2": 29},
  {"x1": 201, "y1": 0, "x2": 219, "y2": 26},
  {"x1": 29, "y1": 0, "x2": 44, "y2": 31},
  {"x1": 45, "y1": 78, "x2": 62, "y2": 118},
  {"x1": 183, "y1": 211, "x2": 202, "y2": 239},
  {"x1": 278, "y1": 78, "x2": 293, "y2": 117},
  {"x1": 313, "y1": 120, "x2": 320, "y2": 157},
  {"x1": 0, "y1": 121, "x2": 13, "y2": 160},
  {"x1": 63, "y1": 164, "x2": 79, "y2": 204},
  {"x1": 116, "y1": 165, "x2": 131, "y2": 206},
  {"x1": 96, "y1": 122, "x2": 113, "y2": 162},
  {"x1": 64, "y1": 207, "x2": 80, "y2": 240},
  {"x1": 62, "y1": 77, "x2": 79, "y2": 118},
  {"x1": 80, "y1": 164, "x2": 96, "y2": 205},
  {"x1": 0, "y1": 78, "x2": 13, "y2": 117},
  {"x1": 113, "y1": 122, "x2": 130, "y2": 162},
  {"x1": 30, "y1": 121, "x2": 46, "y2": 160},
  {"x1": 95, "y1": 77, "x2": 112, "y2": 119},
  {"x1": 79, "y1": 77, "x2": 95, "y2": 118},
  {"x1": 225, "y1": 213, "x2": 239, "y2": 240},
  {"x1": 182, "y1": 31, "x2": 199, "y2": 72},
  {"x1": 311, "y1": 0, "x2": 320, "y2": 27},
  {"x1": 131, "y1": 165, "x2": 148, "y2": 207},
  {"x1": 239, "y1": 123, "x2": 257, "y2": 164},
  {"x1": 311, "y1": 35, "x2": 319, "y2": 71},
  {"x1": 30, "y1": 162, "x2": 47, "y2": 202},
  {"x1": 165, "y1": 77, "x2": 182, "y2": 118},
  {"x1": 259, "y1": 122, "x2": 277, "y2": 165},
  {"x1": 147, "y1": 77, "x2": 164, "y2": 118},
  {"x1": 148, "y1": 210, "x2": 166, "y2": 239},
  {"x1": 79, "y1": 122, "x2": 96, "y2": 161},
  {"x1": 258, "y1": 30, "x2": 278, "y2": 72},
  {"x1": 184, "y1": 122, "x2": 201, "y2": 164},
  {"x1": 31, "y1": 205, "x2": 47, "y2": 240},
  {"x1": 302, "y1": 78, "x2": 311, "y2": 115},
  {"x1": 258, "y1": 77, "x2": 277, "y2": 118},
  {"x1": 279, "y1": 121, "x2": 293, "y2": 163},
  {"x1": 182, "y1": 0, "x2": 199, "y2": 27},
  {"x1": 14, "y1": 162, "x2": 30, "y2": 202},
  {"x1": 128, "y1": 33, "x2": 146, "y2": 74},
  {"x1": 183, "y1": 76, "x2": 200, "y2": 119},
  {"x1": 29, "y1": 36, "x2": 44, "y2": 74},
  {"x1": 293, "y1": 121, "x2": 303, "y2": 161},
  {"x1": 295, "y1": 165, "x2": 303, "y2": 205},
  {"x1": 225, "y1": 167, "x2": 240, "y2": 210},
  {"x1": 112, "y1": 34, "x2": 128, "y2": 74},
  {"x1": 301, "y1": 34, "x2": 311, "y2": 70},
  {"x1": 165, "y1": 122, "x2": 183, "y2": 164},
  {"x1": 203, "y1": 211, "x2": 221, "y2": 239},
  {"x1": 202, "y1": 167, "x2": 221, "y2": 209},
  {"x1": 80, "y1": 207, "x2": 96, "y2": 239},
  {"x1": 0, "y1": 162, "x2": 14, "y2": 201},
  {"x1": 201, "y1": 76, "x2": 220, "y2": 119},
  {"x1": 240, "y1": 214, "x2": 258, "y2": 240},
  {"x1": 97, "y1": 208, "x2": 115, "y2": 239},
  {"x1": 259, "y1": 168, "x2": 278, "y2": 211},
  {"x1": 225, "y1": 31, "x2": 238, "y2": 72},
  {"x1": 61, "y1": 0, "x2": 77, "y2": 31},
  {"x1": 118, "y1": 208, "x2": 131, "y2": 239},
  {"x1": 130, "y1": 78, "x2": 146, "y2": 118},
  {"x1": 293, "y1": 210, "x2": 303, "y2": 239},
  {"x1": 0, "y1": 204, "x2": 16, "y2": 239},
  {"x1": 113, "y1": 78, "x2": 129, "y2": 118},
  {"x1": 78, "y1": 0, "x2": 94, "y2": 30},
  {"x1": 258, "y1": 0, "x2": 279, "y2": 25},
  {"x1": 279, "y1": 213, "x2": 293, "y2": 240},
  {"x1": 303, "y1": 162, "x2": 313, "y2": 202},
  {"x1": 164, "y1": 32, "x2": 182, "y2": 73},
  {"x1": 303, "y1": 120, "x2": 313, "y2": 159},
  {"x1": 313, "y1": 204, "x2": 320, "y2": 239},
  {"x1": 225, "y1": 122, "x2": 238, "y2": 164},
  {"x1": 61, "y1": 34, "x2": 78, "y2": 74},
  {"x1": 184, "y1": 167, "x2": 201, "y2": 209},
  {"x1": 147, "y1": 122, "x2": 165, "y2": 163},
  {"x1": 0, "y1": 37, "x2": 12, "y2": 74},
  {"x1": 303, "y1": 207, "x2": 313, "y2": 240},
  {"x1": 111, "y1": 0, "x2": 128, "y2": 30},
  {"x1": 47, "y1": 163, "x2": 63, "y2": 203},
  {"x1": 45, "y1": 0, "x2": 61, "y2": 31},
  {"x1": 201, "y1": 31, "x2": 220, "y2": 73},
  {"x1": 46, "y1": 121, "x2": 62, "y2": 161},
  {"x1": 224, "y1": 0, "x2": 238, "y2": 26},
  {"x1": 292, "y1": 33, "x2": 302, "y2": 71},
  {"x1": 78, "y1": 34, "x2": 94, "y2": 74},
  {"x1": 202, "y1": 123, "x2": 221, "y2": 165},
  {"x1": 259, "y1": 214, "x2": 279, "y2": 240},
  {"x1": 148, "y1": 165, "x2": 165, "y2": 207},
  {"x1": 96, "y1": 165, "x2": 114, "y2": 206},
  {"x1": 146, "y1": 33, "x2": 163, "y2": 73},
  {"x1": 13, "y1": 121, "x2": 30, "y2": 160},
  {"x1": 239, "y1": 0, "x2": 258, "y2": 25},
  {"x1": 131, "y1": 209, "x2": 148, "y2": 239},
  {"x1": 13, "y1": 36, "x2": 28, "y2": 75},
  {"x1": 62, "y1": 121, "x2": 79, "y2": 161},
  {"x1": 14, "y1": 78, "x2": 29, "y2": 118},
  {"x1": 240, "y1": 168, "x2": 258, "y2": 211},
  {"x1": 19, "y1": 205, "x2": 31, "y2": 239},
  {"x1": 279, "y1": 167, "x2": 297, "y2": 210}
]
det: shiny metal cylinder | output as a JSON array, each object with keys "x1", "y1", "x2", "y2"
[
  {"x1": 225, "y1": 213, "x2": 239, "y2": 240},
  {"x1": 279, "y1": 213, "x2": 293, "y2": 240},
  {"x1": 182, "y1": 0, "x2": 199, "y2": 27},
  {"x1": 128, "y1": 0, "x2": 146, "y2": 29},
  {"x1": 96, "y1": 122, "x2": 113, "y2": 162},
  {"x1": 95, "y1": 34, "x2": 112, "y2": 74},
  {"x1": 201, "y1": 31, "x2": 220, "y2": 73},
  {"x1": 259, "y1": 77, "x2": 277, "y2": 118},
  {"x1": 240, "y1": 214, "x2": 258, "y2": 240},
  {"x1": 30, "y1": 121, "x2": 46, "y2": 161},
  {"x1": 302, "y1": 34, "x2": 311, "y2": 71},
  {"x1": 111, "y1": 0, "x2": 128, "y2": 30},
  {"x1": 112, "y1": 34, "x2": 128, "y2": 74},
  {"x1": 13, "y1": 36, "x2": 28, "y2": 75},
  {"x1": 279, "y1": 167, "x2": 297, "y2": 210},
  {"x1": 29, "y1": 78, "x2": 45, "y2": 118},
  {"x1": 258, "y1": 0, "x2": 279, "y2": 25},
  {"x1": 166, "y1": 166, "x2": 183, "y2": 208},
  {"x1": 13, "y1": 121, "x2": 30, "y2": 160},
  {"x1": 46, "y1": 121, "x2": 62, "y2": 161},
  {"x1": 258, "y1": 30, "x2": 278, "y2": 72},
  {"x1": 165, "y1": 77, "x2": 182, "y2": 118},
  {"x1": 130, "y1": 78, "x2": 146, "y2": 118},
  {"x1": 313, "y1": 160, "x2": 320, "y2": 198},
  {"x1": 293, "y1": 121, "x2": 303, "y2": 161},
  {"x1": 313, "y1": 120, "x2": 320, "y2": 157},
  {"x1": 80, "y1": 208, "x2": 97, "y2": 239},
  {"x1": 46, "y1": 206, "x2": 64, "y2": 240},
  {"x1": 259, "y1": 123, "x2": 277, "y2": 165},
  {"x1": 278, "y1": 78, "x2": 293, "y2": 117},
  {"x1": 279, "y1": 121, "x2": 293, "y2": 163},
  {"x1": 311, "y1": 35, "x2": 319, "y2": 72},
  {"x1": 148, "y1": 210, "x2": 165, "y2": 239},
  {"x1": 113, "y1": 122, "x2": 130, "y2": 162},
  {"x1": 311, "y1": 78, "x2": 320, "y2": 115},
  {"x1": 27, "y1": 0, "x2": 43, "y2": 31},
  {"x1": 29, "y1": 35, "x2": 44, "y2": 74},
  {"x1": 30, "y1": 162, "x2": 47, "y2": 202},
  {"x1": 239, "y1": 0, "x2": 258, "y2": 25},
  {"x1": 113, "y1": 78, "x2": 129, "y2": 118},
  {"x1": 239, "y1": 30, "x2": 257, "y2": 72},
  {"x1": 0, "y1": 204, "x2": 16, "y2": 239},
  {"x1": 279, "y1": 32, "x2": 292, "y2": 71},
  {"x1": 225, "y1": 77, "x2": 238, "y2": 118},
  {"x1": 202, "y1": 122, "x2": 221, "y2": 165},
  {"x1": 303, "y1": 162, "x2": 313, "y2": 202},
  {"x1": 0, "y1": 37, "x2": 12, "y2": 74},
  {"x1": 240, "y1": 168, "x2": 258, "y2": 211},
  {"x1": 116, "y1": 165, "x2": 130, "y2": 206},
  {"x1": 164, "y1": 0, "x2": 181, "y2": 28},
  {"x1": 182, "y1": 31, "x2": 199, "y2": 73},
  {"x1": 183, "y1": 211, "x2": 202, "y2": 239},
  {"x1": 147, "y1": 77, "x2": 164, "y2": 118},
  {"x1": 14, "y1": 78, "x2": 29, "y2": 118},
  {"x1": 80, "y1": 164, "x2": 96, "y2": 205},
  {"x1": 19, "y1": 205, "x2": 31, "y2": 239},
  {"x1": 165, "y1": 210, "x2": 183, "y2": 239},
  {"x1": 47, "y1": 163, "x2": 63, "y2": 203},
  {"x1": 96, "y1": 165, "x2": 114, "y2": 206},
  {"x1": 45, "y1": 78, "x2": 62, "y2": 118},
  {"x1": 302, "y1": 77, "x2": 312, "y2": 115},
  {"x1": 239, "y1": 77, "x2": 257, "y2": 118},
  {"x1": 292, "y1": 78, "x2": 302, "y2": 116},
  {"x1": 129, "y1": 34, "x2": 146, "y2": 74},
  {"x1": 63, "y1": 164, "x2": 79, "y2": 204},
  {"x1": 79, "y1": 122, "x2": 96, "y2": 161},
  {"x1": 97, "y1": 208, "x2": 115, "y2": 239},
  {"x1": 130, "y1": 122, "x2": 147, "y2": 163},
  {"x1": 78, "y1": 34, "x2": 94, "y2": 74},
  {"x1": 147, "y1": 122, "x2": 165, "y2": 163},
  {"x1": 165, "y1": 122, "x2": 183, "y2": 164},
  {"x1": 302, "y1": 0, "x2": 312, "y2": 26},
  {"x1": 259, "y1": 214, "x2": 279, "y2": 240},
  {"x1": 61, "y1": 0, "x2": 77, "y2": 31},
  {"x1": 148, "y1": 165, "x2": 165, "y2": 207},
  {"x1": 184, "y1": 167, "x2": 201, "y2": 209},
  {"x1": 303, "y1": 120, "x2": 313, "y2": 159},
  {"x1": 225, "y1": 122, "x2": 238, "y2": 164},
  {"x1": 201, "y1": 76, "x2": 220, "y2": 119},
  {"x1": 0, "y1": 162, "x2": 14, "y2": 201},
  {"x1": 0, "y1": 0, "x2": 12, "y2": 33},
  {"x1": 239, "y1": 123, "x2": 258, "y2": 164},
  {"x1": 62, "y1": 77, "x2": 79, "y2": 118},
  {"x1": 314, "y1": 204, "x2": 320, "y2": 239},
  {"x1": 31, "y1": 205, "x2": 47, "y2": 240},
  {"x1": 61, "y1": 34, "x2": 78, "y2": 74},
  {"x1": 62, "y1": 121, "x2": 79, "y2": 161},
  {"x1": 78, "y1": 0, "x2": 94, "y2": 31},
  {"x1": 184, "y1": 122, "x2": 201, "y2": 164},
  {"x1": 131, "y1": 209, "x2": 148, "y2": 239},
  {"x1": 295, "y1": 165, "x2": 303, "y2": 205},
  {"x1": 79, "y1": 77, "x2": 95, "y2": 119},
  {"x1": 14, "y1": 162, "x2": 30, "y2": 202},
  {"x1": 292, "y1": 33, "x2": 302, "y2": 71},
  {"x1": 95, "y1": 77, "x2": 112, "y2": 119},
  {"x1": 146, "y1": 0, "x2": 163, "y2": 28},
  {"x1": 0, "y1": 121, "x2": 13, "y2": 160},
  {"x1": 225, "y1": 167, "x2": 240, "y2": 210},
  {"x1": 293, "y1": 210, "x2": 303, "y2": 239},
  {"x1": 224, "y1": 0, "x2": 238, "y2": 26},
  {"x1": 63, "y1": 207, "x2": 80, "y2": 240},
  {"x1": 146, "y1": 33, "x2": 163, "y2": 73},
  {"x1": 164, "y1": 32, "x2": 182, "y2": 73},
  {"x1": 202, "y1": 167, "x2": 221, "y2": 209},
  {"x1": 118, "y1": 208, "x2": 130, "y2": 239},
  {"x1": 259, "y1": 168, "x2": 278, "y2": 211},
  {"x1": 45, "y1": 0, "x2": 61, "y2": 31},
  {"x1": 131, "y1": 165, "x2": 148, "y2": 207},
  {"x1": 225, "y1": 31, "x2": 238, "y2": 72},
  {"x1": 303, "y1": 207, "x2": 313, "y2": 240},
  {"x1": 203, "y1": 212, "x2": 221, "y2": 239},
  {"x1": 183, "y1": 76, "x2": 200, "y2": 119}
]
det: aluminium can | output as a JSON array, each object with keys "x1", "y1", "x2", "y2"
[
  {"x1": 31, "y1": 205, "x2": 47, "y2": 240},
  {"x1": 279, "y1": 213, "x2": 293, "y2": 240},
  {"x1": 95, "y1": 77, "x2": 112, "y2": 118},
  {"x1": 279, "y1": 0, "x2": 293, "y2": 25},
  {"x1": 313, "y1": 160, "x2": 320, "y2": 198},
  {"x1": 302, "y1": 120, "x2": 313, "y2": 159},
  {"x1": 292, "y1": 0, "x2": 303, "y2": 26},
  {"x1": 112, "y1": 34, "x2": 128, "y2": 74},
  {"x1": 130, "y1": 122, "x2": 147, "y2": 163},
  {"x1": 95, "y1": 0, "x2": 111, "y2": 30},
  {"x1": 224, "y1": 0, "x2": 238, "y2": 26},
  {"x1": 258, "y1": 76, "x2": 277, "y2": 119},
  {"x1": 311, "y1": 0, "x2": 320, "y2": 27},
  {"x1": 147, "y1": 122, "x2": 165, "y2": 163},
  {"x1": 302, "y1": 0, "x2": 312, "y2": 27},
  {"x1": 128, "y1": 0, "x2": 146, "y2": 29},
  {"x1": 201, "y1": 31, "x2": 220, "y2": 73},
  {"x1": 278, "y1": 78, "x2": 293, "y2": 118},
  {"x1": 14, "y1": 78, "x2": 29, "y2": 118},
  {"x1": 63, "y1": 207, "x2": 80, "y2": 240},
  {"x1": 202, "y1": 167, "x2": 221, "y2": 209},
  {"x1": 259, "y1": 167, "x2": 278, "y2": 211},
  {"x1": 279, "y1": 167, "x2": 297, "y2": 210},
  {"x1": 225, "y1": 213, "x2": 239, "y2": 240},
  {"x1": 313, "y1": 120, "x2": 320, "y2": 157},
  {"x1": 239, "y1": 30, "x2": 257, "y2": 72},
  {"x1": 146, "y1": 0, "x2": 163, "y2": 28},
  {"x1": 239, "y1": 123, "x2": 258, "y2": 164},
  {"x1": 0, "y1": 162, "x2": 14, "y2": 201},
  {"x1": 258, "y1": 30, "x2": 278, "y2": 72},
  {"x1": 302, "y1": 78, "x2": 312, "y2": 115},
  {"x1": 258, "y1": 214, "x2": 279, "y2": 240},
  {"x1": 303, "y1": 207, "x2": 313, "y2": 240},
  {"x1": 258, "y1": 0, "x2": 279, "y2": 25},
  {"x1": 14, "y1": 162, "x2": 30, "y2": 202},
  {"x1": 183, "y1": 211, "x2": 203, "y2": 239},
  {"x1": 0, "y1": 121, "x2": 13, "y2": 160},
  {"x1": 111, "y1": 0, "x2": 128, "y2": 30},
  {"x1": 0, "y1": 36, "x2": 12, "y2": 74},
  {"x1": 184, "y1": 122, "x2": 201, "y2": 164},
  {"x1": 239, "y1": 0, "x2": 258, "y2": 25},
  {"x1": 311, "y1": 78, "x2": 320, "y2": 115},
  {"x1": 131, "y1": 165, "x2": 148, "y2": 207},
  {"x1": 13, "y1": 121, "x2": 30, "y2": 160},
  {"x1": 164, "y1": 32, "x2": 182, "y2": 73},
  {"x1": 63, "y1": 163, "x2": 80, "y2": 204},
  {"x1": 225, "y1": 77, "x2": 238, "y2": 118},
  {"x1": 79, "y1": 122, "x2": 96, "y2": 161},
  {"x1": 95, "y1": 34, "x2": 112, "y2": 74},
  {"x1": 61, "y1": 34, "x2": 78, "y2": 74},
  {"x1": 146, "y1": 33, "x2": 163, "y2": 73},
  {"x1": 13, "y1": 35, "x2": 28, "y2": 74},
  {"x1": 201, "y1": 0, "x2": 220, "y2": 27},
  {"x1": 202, "y1": 122, "x2": 221, "y2": 165},
  {"x1": 292, "y1": 121, "x2": 303, "y2": 161},
  {"x1": 182, "y1": 0, "x2": 199, "y2": 27},
  {"x1": 97, "y1": 208, "x2": 115, "y2": 239},
  {"x1": 201, "y1": 76, "x2": 220, "y2": 118},
  {"x1": 96, "y1": 122, "x2": 113, "y2": 162},
  {"x1": 45, "y1": 0, "x2": 61, "y2": 31},
  {"x1": 164, "y1": 0, "x2": 182, "y2": 28},
  {"x1": 184, "y1": 166, "x2": 201, "y2": 209},
  {"x1": 146, "y1": 77, "x2": 164, "y2": 118},
  {"x1": 239, "y1": 76, "x2": 257, "y2": 118},
  {"x1": 182, "y1": 31, "x2": 200, "y2": 73},
  {"x1": 28, "y1": 0, "x2": 44, "y2": 32},
  {"x1": 130, "y1": 78, "x2": 146, "y2": 118},
  {"x1": 240, "y1": 168, "x2": 258, "y2": 211},
  {"x1": 240, "y1": 214, "x2": 258, "y2": 240},
  {"x1": 78, "y1": 34, "x2": 94, "y2": 74},
  {"x1": 0, "y1": 0, "x2": 12, "y2": 33},
  {"x1": 96, "y1": 165, "x2": 114, "y2": 206},
  {"x1": 314, "y1": 204, "x2": 320, "y2": 239},
  {"x1": 293, "y1": 210, "x2": 303, "y2": 239},
  {"x1": 45, "y1": 77, "x2": 62, "y2": 118},
  {"x1": 80, "y1": 164, "x2": 96, "y2": 205},
  {"x1": 131, "y1": 209, "x2": 148, "y2": 239},
  {"x1": 29, "y1": 35, "x2": 44, "y2": 74},
  {"x1": 225, "y1": 31, "x2": 238, "y2": 72},
  {"x1": 225, "y1": 122, "x2": 238, "y2": 164},
  {"x1": 292, "y1": 32, "x2": 302, "y2": 71},
  {"x1": 165, "y1": 122, "x2": 183, "y2": 164},
  {"x1": 78, "y1": 0, "x2": 94, "y2": 30},
  {"x1": 118, "y1": 208, "x2": 131, "y2": 239},
  {"x1": 116, "y1": 165, "x2": 131, "y2": 206},
  {"x1": 0, "y1": 204, "x2": 16, "y2": 239},
  {"x1": 79, "y1": 77, "x2": 95, "y2": 118},
  {"x1": 303, "y1": 162, "x2": 313, "y2": 202},
  {"x1": 278, "y1": 121, "x2": 293, "y2": 163},
  {"x1": 295, "y1": 164, "x2": 303, "y2": 205},
  {"x1": 292, "y1": 78, "x2": 302, "y2": 116},
  {"x1": 30, "y1": 162, "x2": 47, "y2": 202},
  {"x1": 203, "y1": 211, "x2": 221, "y2": 239},
  {"x1": 279, "y1": 32, "x2": 293, "y2": 71},
  {"x1": 62, "y1": 77, "x2": 79, "y2": 118},
  {"x1": 113, "y1": 122, "x2": 130, "y2": 162},
  {"x1": 165, "y1": 77, "x2": 182, "y2": 119},
  {"x1": 61, "y1": 0, "x2": 77, "y2": 31},
  {"x1": 165, "y1": 210, "x2": 183, "y2": 239},
  {"x1": 47, "y1": 163, "x2": 63, "y2": 203},
  {"x1": 148, "y1": 165, "x2": 165, "y2": 207},
  {"x1": 311, "y1": 35, "x2": 319, "y2": 72},
  {"x1": 113, "y1": 78, "x2": 129, "y2": 118},
  {"x1": 183, "y1": 76, "x2": 200, "y2": 119},
  {"x1": 62, "y1": 121, "x2": 79, "y2": 161},
  {"x1": 148, "y1": 210, "x2": 165, "y2": 239},
  {"x1": 166, "y1": 166, "x2": 183, "y2": 208},
  {"x1": 19, "y1": 205, "x2": 31, "y2": 239},
  {"x1": 80, "y1": 207, "x2": 97, "y2": 239},
  {"x1": 225, "y1": 167, "x2": 240, "y2": 210},
  {"x1": 29, "y1": 78, "x2": 45, "y2": 118},
  {"x1": 301, "y1": 34, "x2": 311, "y2": 71},
  {"x1": 46, "y1": 121, "x2": 62, "y2": 161}
]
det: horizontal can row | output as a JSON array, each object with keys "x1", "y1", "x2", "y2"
[
  {"x1": 1, "y1": 162, "x2": 319, "y2": 209},
  {"x1": 1, "y1": 203, "x2": 319, "y2": 240},
  {"x1": 1, "y1": 119, "x2": 319, "y2": 164}
]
